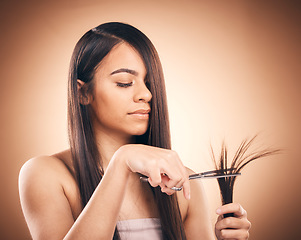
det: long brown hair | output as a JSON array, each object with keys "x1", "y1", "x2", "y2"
[{"x1": 68, "y1": 22, "x2": 186, "y2": 240}]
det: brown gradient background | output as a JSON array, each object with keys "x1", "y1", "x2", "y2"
[{"x1": 1, "y1": 0, "x2": 300, "y2": 239}]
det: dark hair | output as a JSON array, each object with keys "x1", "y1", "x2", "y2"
[
  {"x1": 211, "y1": 136, "x2": 280, "y2": 218},
  {"x1": 68, "y1": 22, "x2": 186, "y2": 240}
]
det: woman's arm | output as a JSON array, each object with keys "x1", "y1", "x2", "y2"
[{"x1": 19, "y1": 144, "x2": 190, "y2": 240}]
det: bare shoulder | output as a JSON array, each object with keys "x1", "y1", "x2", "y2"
[
  {"x1": 177, "y1": 167, "x2": 196, "y2": 220},
  {"x1": 18, "y1": 149, "x2": 77, "y2": 203},
  {"x1": 18, "y1": 151, "x2": 81, "y2": 238},
  {"x1": 18, "y1": 151, "x2": 72, "y2": 210},
  {"x1": 178, "y1": 167, "x2": 215, "y2": 239},
  {"x1": 181, "y1": 166, "x2": 208, "y2": 210},
  {"x1": 19, "y1": 150, "x2": 73, "y2": 184},
  {"x1": 185, "y1": 166, "x2": 196, "y2": 175},
  {"x1": 184, "y1": 167, "x2": 206, "y2": 197},
  {"x1": 184, "y1": 166, "x2": 207, "y2": 204}
]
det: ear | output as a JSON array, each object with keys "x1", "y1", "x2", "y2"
[{"x1": 77, "y1": 79, "x2": 91, "y2": 105}]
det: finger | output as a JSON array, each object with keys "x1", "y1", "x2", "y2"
[
  {"x1": 160, "y1": 175, "x2": 182, "y2": 194},
  {"x1": 159, "y1": 163, "x2": 182, "y2": 186},
  {"x1": 164, "y1": 166, "x2": 190, "y2": 199},
  {"x1": 234, "y1": 204, "x2": 247, "y2": 219},
  {"x1": 216, "y1": 203, "x2": 247, "y2": 219},
  {"x1": 161, "y1": 170, "x2": 190, "y2": 199},
  {"x1": 161, "y1": 174, "x2": 184, "y2": 189},
  {"x1": 158, "y1": 150, "x2": 187, "y2": 183},
  {"x1": 170, "y1": 152, "x2": 190, "y2": 187},
  {"x1": 216, "y1": 214, "x2": 223, "y2": 222},
  {"x1": 219, "y1": 228, "x2": 250, "y2": 240},
  {"x1": 182, "y1": 176, "x2": 190, "y2": 200},
  {"x1": 161, "y1": 186, "x2": 176, "y2": 195},
  {"x1": 215, "y1": 217, "x2": 251, "y2": 231},
  {"x1": 147, "y1": 170, "x2": 162, "y2": 187}
]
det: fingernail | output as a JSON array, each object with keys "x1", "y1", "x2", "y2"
[{"x1": 216, "y1": 208, "x2": 222, "y2": 214}]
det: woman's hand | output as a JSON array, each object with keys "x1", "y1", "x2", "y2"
[
  {"x1": 112, "y1": 144, "x2": 190, "y2": 200},
  {"x1": 215, "y1": 203, "x2": 251, "y2": 240}
]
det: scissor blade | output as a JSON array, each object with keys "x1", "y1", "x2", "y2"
[
  {"x1": 188, "y1": 173, "x2": 206, "y2": 180},
  {"x1": 189, "y1": 172, "x2": 241, "y2": 180}
]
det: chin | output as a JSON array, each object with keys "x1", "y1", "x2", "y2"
[
  {"x1": 132, "y1": 129, "x2": 148, "y2": 136},
  {"x1": 129, "y1": 126, "x2": 149, "y2": 136}
]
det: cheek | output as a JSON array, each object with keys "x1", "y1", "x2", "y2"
[{"x1": 91, "y1": 90, "x2": 129, "y2": 120}]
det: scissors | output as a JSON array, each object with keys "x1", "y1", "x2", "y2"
[{"x1": 140, "y1": 169, "x2": 241, "y2": 191}]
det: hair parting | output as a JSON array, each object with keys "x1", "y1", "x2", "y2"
[{"x1": 211, "y1": 135, "x2": 280, "y2": 218}]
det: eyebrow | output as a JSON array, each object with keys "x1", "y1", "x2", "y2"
[{"x1": 110, "y1": 68, "x2": 138, "y2": 76}]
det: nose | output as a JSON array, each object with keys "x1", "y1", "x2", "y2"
[{"x1": 134, "y1": 81, "x2": 152, "y2": 103}]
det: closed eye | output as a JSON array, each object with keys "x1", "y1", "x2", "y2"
[{"x1": 116, "y1": 82, "x2": 133, "y2": 88}]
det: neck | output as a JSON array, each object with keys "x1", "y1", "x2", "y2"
[{"x1": 94, "y1": 127, "x2": 135, "y2": 170}]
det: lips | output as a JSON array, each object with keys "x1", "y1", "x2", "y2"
[
  {"x1": 128, "y1": 109, "x2": 151, "y2": 119},
  {"x1": 128, "y1": 109, "x2": 151, "y2": 115}
]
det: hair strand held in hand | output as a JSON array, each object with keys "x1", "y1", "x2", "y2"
[{"x1": 211, "y1": 135, "x2": 280, "y2": 218}]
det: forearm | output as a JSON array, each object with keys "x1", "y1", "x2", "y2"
[{"x1": 64, "y1": 155, "x2": 130, "y2": 240}]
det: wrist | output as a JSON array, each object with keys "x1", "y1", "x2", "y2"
[{"x1": 109, "y1": 145, "x2": 131, "y2": 178}]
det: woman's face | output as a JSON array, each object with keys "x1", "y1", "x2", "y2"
[{"x1": 88, "y1": 42, "x2": 152, "y2": 140}]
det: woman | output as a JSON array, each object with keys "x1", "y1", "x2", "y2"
[{"x1": 19, "y1": 22, "x2": 251, "y2": 239}]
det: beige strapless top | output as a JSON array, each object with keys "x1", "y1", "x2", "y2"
[{"x1": 117, "y1": 218, "x2": 163, "y2": 240}]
